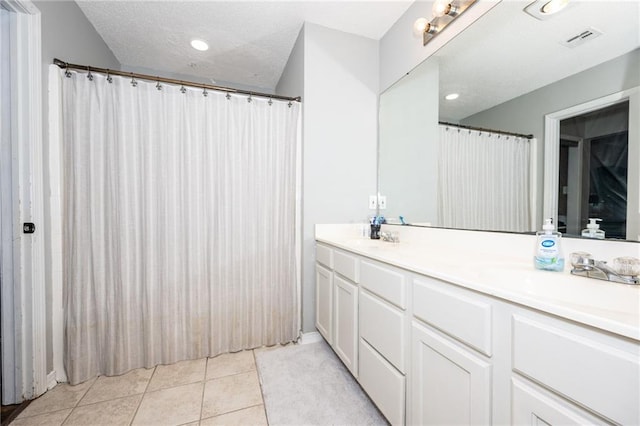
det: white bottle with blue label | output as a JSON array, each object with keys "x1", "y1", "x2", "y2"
[{"x1": 534, "y1": 218, "x2": 565, "y2": 271}]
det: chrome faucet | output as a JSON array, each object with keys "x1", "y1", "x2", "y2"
[{"x1": 570, "y1": 252, "x2": 639, "y2": 285}]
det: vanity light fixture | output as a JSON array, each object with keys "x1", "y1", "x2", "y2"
[
  {"x1": 416, "y1": 0, "x2": 477, "y2": 46},
  {"x1": 445, "y1": 93, "x2": 459, "y2": 100},
  {"x1": 190, "y1": 39, "x2": 209, "y2": 51}
]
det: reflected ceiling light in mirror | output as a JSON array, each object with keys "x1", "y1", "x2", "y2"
[
  {"x1": 417, "y1": 0, "x2": 477, "y2": 46},
  {"x1": 525, "y1": 0, "x2": 570, "y2": 20},
  {"x1": 190, "y1": 39, "x2": 209, "y2": 51},
  {"x1": 445, "y1": 93, "x2": 459, "y2": 100}
]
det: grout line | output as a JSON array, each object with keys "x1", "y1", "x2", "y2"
[
  {"x1": 199, "y1": 368, "x2": 207, "y2": 422},
  {"x1": 129, "y1": 366, "x2": 156, "y2": 425},
  {"x1": 199, "y1": 403, "x2": 265, "y2": 424},
  {"x1": 253, "y1": 349, "x2": 270, "y2": 425}
]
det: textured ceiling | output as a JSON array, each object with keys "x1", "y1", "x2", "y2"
[
  {"x1": 435, "y1": 1, "x2": 640, "y2": 121},
  {"x1": 76, "y1": 0, "x2": 413, "y2": 91}
]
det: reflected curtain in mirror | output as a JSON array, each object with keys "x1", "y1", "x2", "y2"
[
  {"x1": 55, "y1": 68, "x2": 300, "y2": 385},
  {"x1": 437, "y1": 126, "x2": 533, "y2": 232}
]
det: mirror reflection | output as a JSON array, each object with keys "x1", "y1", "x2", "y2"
[{"x1": 378, "y1": 0, "x2": 639, "y2": 241}]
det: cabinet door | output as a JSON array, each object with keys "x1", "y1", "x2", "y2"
[
  {"x1": 334, "y1": 275, "x2": 358, "y2": 376},
  {"x1": 512, "y1": 377, "x2": 609, "y2": 425},
  {"x1": 411, "y1": 321, "x2": 491, "y2": 425},
  {"x1": 315, "y1": 264, "x2": 333, "y2": 344}
]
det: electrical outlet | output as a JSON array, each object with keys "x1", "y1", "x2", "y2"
[
  {"x1": 369, "y1": 195, "x2": 378, "y2": 209},
  {"x1": 378, "y1": 195, "x2": 387, "y2": 210}
]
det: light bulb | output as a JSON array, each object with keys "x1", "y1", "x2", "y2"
[
  {"x1": 190, "y1": 39, "x2": 209, "y2": 51},
  {"x1": 445, "y1": 93, "x2": 459, "y2": 100},
  {"x1": 413, "y1": 17, "x2": 430, "y2": 35},
  {"x1": 432, "y1": 0, "x2": 452, "y2": 18}
]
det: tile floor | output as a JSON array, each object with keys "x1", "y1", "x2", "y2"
[{"x1": 12, "y1": 350, "x2": 268, "y2": 426}]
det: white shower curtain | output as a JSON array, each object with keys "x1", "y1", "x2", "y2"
[
  {"x1": 437, "y1": 125, "x2": 533, "y2": 232},
  {"x1": 57, "y1": 68, "x2": 300, "y2": 384}
]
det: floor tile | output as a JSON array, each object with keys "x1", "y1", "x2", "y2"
[
  {"x1": 79, "y1": 368, "x2": 153, "y2": 406},
  {"x1": 206, "y1": 350, "x2": 255, "y2": 380},
  {"x1": 201, "y1": 371, "x2": 263, "y2": 419},
  {"x1": 147, "y1": 358, "x2": 206, "y2": 392},
  {"x1": 64, "y1": 394, "x2": 142, "y2": 425},
  {"x1": 17, "y1": 378, "x2": 95, "y2": 418},
  {"x1": 131, "y1": 381, "x2": 203, "y2": 425},
  {"x1": 200, "y1": 405, "x2": 267, "y2": 426},
  {"x1": 9, "y1": 408, "x2": 71, "y2": 426}
]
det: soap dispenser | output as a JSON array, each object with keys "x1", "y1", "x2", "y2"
[
  {"x1": 534, "y1": 218, "x2": 564, "y2": 271},
  {"x1": 581, "y1": 218, "x2": 605, "y2": 239}
]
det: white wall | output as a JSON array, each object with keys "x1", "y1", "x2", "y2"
[
  {"x1": 277, "y1": 23, "x2": 379, "y2": 332},
  {"x1": 378, "y1": 59, "x2": 439, "y2": 225}
]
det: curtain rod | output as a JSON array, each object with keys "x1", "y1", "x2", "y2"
[
  {"x1": 439, "y1": 121, "x2": 533, "y2": 139},
  {"x1": 53, "y1": 58, "x2": 301, "y2": 103}
]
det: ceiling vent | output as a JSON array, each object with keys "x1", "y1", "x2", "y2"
[{"x1": 561, "y1": 27, "x2": 603, "y2": 48}]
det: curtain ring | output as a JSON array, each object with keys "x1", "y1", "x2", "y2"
[
  {"x1": 106, "y1": 70, "x2": 113, "y2": 84},
  {"x1": 131, "y1": 73, "x2": 138, "y2": 87},
  {"x1": 288, "y1": 101, "x2": 292, "y2": 108},
  {"x1": 156, "y1": 80, "x2": 162, "y2": 91},
  {"x1": 268, "y1": 98, "x2": 273, "y2": 106},
  {"x1": 247, "y1": 94, "x2": 252, "y2": 103},
  {"x1": 202, "y1": 87, "x2": 208, "y2": 97},
  {"x1": 64, "y1": 64, "x2": 72, "y2": 78},
  {"x1": 180, "y1": 84, "x2": 187, "y2": 94},
  {"x1": 87, "y1": 66, "x2": 94, "y2": 81},
  {"x1": 226, "y1": 93, "x2": 231, "y2": 100}
]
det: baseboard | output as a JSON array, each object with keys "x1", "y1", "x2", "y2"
[
  {"x1": 47, "y1": 371, "x2": 57, "y2": 390},
  {"x1": 299, "y1": 331, "x2": 323, "y2": 345}
]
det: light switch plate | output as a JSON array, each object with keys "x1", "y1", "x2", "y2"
[
  {"x1": 378, "y1": 195, "x2": 387, "y2": 210},
  {"x1": 369, "y1": 195, "x2": 378, "y2": 209}
]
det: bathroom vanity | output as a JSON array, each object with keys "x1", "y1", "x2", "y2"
[{"x1": 315, "y1": 224, "x2": 640, "y2": 426}]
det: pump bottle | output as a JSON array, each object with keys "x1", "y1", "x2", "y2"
[
  {"x1": 534, "y1": 218, "x2": 564, "y2": 271},
  {"x1": 581, "y1": 218, "x2": 605, "y2": 239}
]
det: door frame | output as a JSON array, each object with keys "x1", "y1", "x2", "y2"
[
  {"x1": 0, "y1": 0, "x2": 47, "y2": 404},
  {"x1": 543, "y1": 87, "x2": 639, "y2": 239}
]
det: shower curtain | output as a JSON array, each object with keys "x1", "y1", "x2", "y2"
[
  {"x1": 55, "y1": 67, "x2": 300, "y2": 384},
  {"x1": 437, "y1": 125, "x2": 533, "y2": 232}
]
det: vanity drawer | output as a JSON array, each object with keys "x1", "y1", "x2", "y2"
[
  {"x1": 334, "y1": 250, "x2": 358, "y2": 283},
  {"x1": 359, "y1": 290, "x2": 406, "y2": 372},
  {"x1": 413, "y1": 278, "x2": 492, "y2": 356},
  {"x1": 359, "y1": 338, "x2": 405, "y2": 426},
  {"x1": 360, "y1": 260, "x2": 406, "y2": 309},
  {"x1": 512, "y1": 315, "x2": 640, "y2": 425},
  {"x1": 316, "y1": 244, "x2": 333, "y2": 269}
]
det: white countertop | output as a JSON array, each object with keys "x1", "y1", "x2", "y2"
[{"x1": 316, "y1": 224, "x2": 640, "y2": 341}]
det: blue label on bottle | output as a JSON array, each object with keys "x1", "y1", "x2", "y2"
[{"x1": 541, "y1": 240, "x2": 555, "y2": 248}]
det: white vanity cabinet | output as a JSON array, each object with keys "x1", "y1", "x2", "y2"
[
  {"x1": 510, "y1": 311, "x2": 640, "y2": 425},
  {"x1": 410, "y1": 277, "x2": 492, "y2": 425},
  {"x1": 358, "y1": 259, "x2": 408, "y2": 425},
  {"x1": 314, "y1": 238, "x2": 640, "y2": 426},
  {"x1": 315, "y1": 244, "x2": 333, "y2": 344},
  {"x1": 315, "y1": 243, "x2": 359, "y2": 376}
]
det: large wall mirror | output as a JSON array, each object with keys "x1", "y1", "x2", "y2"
[{"x1": 378, "y1": 0, "x2": 639, "y2": 241}]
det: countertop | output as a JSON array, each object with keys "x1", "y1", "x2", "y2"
[{"x1": 316, "y1": 224, "x2": 640, "y2": 341}]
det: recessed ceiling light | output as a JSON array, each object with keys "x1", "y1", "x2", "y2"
[
  {"x1": 541, "y1": 0, "x2": 569, "y2": 15},
  {"x1": 524, "y1": 0, "x2": 570, "y2": 20},
  {"x1": 445, "y1": 93, "x2": 459, "y2": 100},
  {"x1": 190, "y1": 39, "x2": 209, "y2": 51}
]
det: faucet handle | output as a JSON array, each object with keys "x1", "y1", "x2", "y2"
[
  {"x1": 570, "y1": 252, "x2": 593, "y2": 269},
  {"x1": 612, "y1": 257, "x2": 640, "y2": 277}
]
